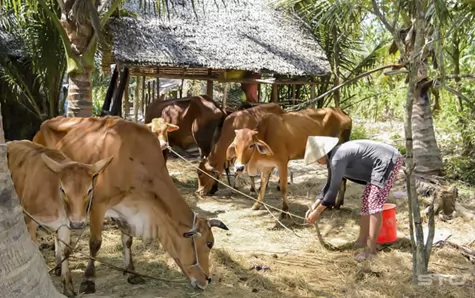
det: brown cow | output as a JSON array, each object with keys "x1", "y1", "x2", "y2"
[
  {"x1": 197, "y1": 103, "x2": 286, "y2": 196},
  {"x1": 145, "y1": 117, "x2": 180, "y2": 150},
  {"x1": 225, "y1": 107, "x2": 352, "y2": 217},
  {"x1": 7, "y1": 140, "x2": 113, "y2": 297},
  {"x1": 144, "y1": 95, "x2": 226, "y2": 159},
  {"x1": 33, "y1": 116, "x2": 228, "y2": 294}
]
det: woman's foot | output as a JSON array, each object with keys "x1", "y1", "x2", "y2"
[
  {"x1": 354, "y1": 251, "x2": 376, "y2": 261},
  {"x1": 353, "y1": 238, "x2": 367, "y2": 249}
]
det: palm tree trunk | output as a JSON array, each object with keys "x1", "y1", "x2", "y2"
[
  {"x1": 412, "y1": 80, "x2": 443, "y2": 175},
  {"x1": 66, "y1": 71, "x2": 93, "y2": 117},
  {"x1": 0, "y1": 111, "x2": 65, "y2": 298}
]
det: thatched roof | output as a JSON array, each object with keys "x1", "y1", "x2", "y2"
[{"x1": 102, "y1": 0, "x2": 330, "y2": 78}]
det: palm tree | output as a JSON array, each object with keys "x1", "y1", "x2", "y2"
[
  {"x1": 0, "y1": 3, "x2": 67, "y2": 125},
  {"x1": 2, "y1": 0, "x2": 202, "y2": 117},
  {"x1": 0, "y1": 111, "x2": 65, "y2": 297}
]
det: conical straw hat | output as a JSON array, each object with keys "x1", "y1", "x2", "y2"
[{"x1": 304, "y1": 136, "x2": 340, "y2": 165}]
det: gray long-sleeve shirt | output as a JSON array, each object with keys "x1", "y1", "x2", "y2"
[{"x1": 319, "y1": 139, "x2": 402, "y2": 207}]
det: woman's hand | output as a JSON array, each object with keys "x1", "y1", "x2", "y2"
[{"x1": 305, "y1": 200, "x2": 326, "y2": 224}]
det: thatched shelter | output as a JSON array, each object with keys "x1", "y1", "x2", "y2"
[
  {"x1": 100, "y1": 0, "x2": 331, "y2": 118},
  {"x1": 102, "y1": 0, "x2": 330, "y2": 79}
]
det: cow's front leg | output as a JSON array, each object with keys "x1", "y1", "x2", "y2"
[
  {"x1": 80, "y1": 206, "x2": 106, "y2": 294},
  {"x1": 57, "y1": 225, "x2": 75, "y2": 297},
  {"x1": 252, "y1": 167, "x2": 273, "y2": 210},
  {"x1": 277, "y1": 164, "x2": 290, "y2": 218},
  {"x1": 117, "y1": 221, "x2": 145, "y2": 284},
  {"x1": 249, "y1": 176, "x2": 257, "y2": 194}
]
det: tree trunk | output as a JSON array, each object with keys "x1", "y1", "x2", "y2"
[
  {"x1": 412, "y1": 80, "x2": 443, "y2": 175},
  {"x1": 405, "y1": 1, "x2": 431, "y2": 284},
  {"x1": 66, "y1": 71, "x2": 93, "y2": 117},
  {"x1": 0, "y1": 108, "x2": 65, "y2": 297}
]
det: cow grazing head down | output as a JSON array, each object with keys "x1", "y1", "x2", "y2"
[
  {"x1": 146, "y1": 117, "x2": 180, "y2": 150},
  {"x1": 175, "y1": 213, "x2": 228, "y2": 289},
  {"x1": 41, "y1": 154, "x2": 114, "y2": 229},
  {"x1": 226, "y1": 128, "x2": 273, "y2": 174},
  {"x1": 196, "y1": 158, "x2": 220, "y2": 196}
]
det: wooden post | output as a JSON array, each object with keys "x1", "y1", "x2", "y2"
[
  {"x1": 179, "y1": 79, "x2": 184, "y2": 98},
  {"x1": 156, "y1": 77, "x2": 160, "y2": 99},
  {"x1": 292, "y1": 84, "x2": 296, "y2": 105},
  {"x1": 257, "y1": 83, "x2": 261, "y2": 103},
  {"x1": 271, "y1": 83, "x2": 278, "y2": 103},
  {"x1": 152, "y1": 80, "x2": 156, "y2": 103},
  {"x1": 141, "y1": 76, "x2": 146, "y2": 117},
  {"x1": 222, "y1": 83, "x2": 228, "y2": 111},
  {"x1": 310, "y1": 83, "x2": 316, "y2": 99},
  {"x1": 122, "y1": 75, "x2": 130, "y2": 119},
  {"x1": 147, "y1": 80, "x2": 151, "y2": 107},
  {"x1": 134, "y1": 76, "x2": 140, "y2": 122},
  {"x1": 206, "y1": 69, "x2": 213, "y2": 98}
]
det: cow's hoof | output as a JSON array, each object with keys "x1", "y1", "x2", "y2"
[
  {"x1": 251, "y1": 203, "x2": 261, "y2": 210},
  {"x1": 276, "y1": 185, "x2": 280, "y2": 191},
  {"x1": 280, "y1": 212, "x2": 289, "y2": 219},
  {"x1": 127, "y1": 274, "x2": 146, "y2": 284},
  {"x1": 55, "y1": 267, "x2": 61, "y2": 277},
  {"x1": 79, "y1": 280, "x2": 96, "y2": 294},
  {"x1": 63, "y1": 290, "x2": 76, "y2": 298}
]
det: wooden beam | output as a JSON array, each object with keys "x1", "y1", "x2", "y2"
[
  {"x1": 124, "y1": 72, "x2": 317, "y2": 85},
  {"x1": 206, "y1": 69, "x2": 213, "y2": 98}
]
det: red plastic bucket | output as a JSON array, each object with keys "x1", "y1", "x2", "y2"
[{"x1": 377, "y1": 203, "x2": 397, "y2": 244}]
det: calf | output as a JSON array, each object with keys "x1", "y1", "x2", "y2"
[
  {"x1": 7, "y1": 140, "x2": 113, "y2": 297},
  {"x1": 145, "y1": 117, "x2": 180, "y2": 152},
  {"x1": 226, "y1": 107, "x2": 352, "y2": 217}
]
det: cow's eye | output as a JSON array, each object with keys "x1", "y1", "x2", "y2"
[{"x1": 207, "y1": 241, "x2": 214, "y2": 249}]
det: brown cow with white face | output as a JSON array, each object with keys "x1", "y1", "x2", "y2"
[
  {"x1": 226, "y1": 107, "x2": 352, "y2": 217},
  {"x1": 33, "y1": 116, "x2": 228, "y2": 294},
  {"x1": 7, "y1": 140, "x2": 113, "y2": 297}
]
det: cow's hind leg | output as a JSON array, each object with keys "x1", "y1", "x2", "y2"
[
  {"x1": 277, "y1": 165, "x2": 290, "y2": 218},
  {"x1": 80, "y1": 207, "x2": 106, "y2": 294},
  {"x1": 57, "y1": 226, "x2": 75, "y2": 297},
  {"x1": 334, "y1": 178, "x2": 347, "y2": 209},
  {"x1": 116, "y1": 220, "x2": 145, "y2": 284}
]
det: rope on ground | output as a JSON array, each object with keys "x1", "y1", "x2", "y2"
[
  {"x1": 22, "y1": 208, "x2": 187, "y2": 284},
  {"x1": 166, "y1": 145, "x2": 339, "y2": 250}
]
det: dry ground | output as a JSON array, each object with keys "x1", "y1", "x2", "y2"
[{"x1": 36, "y1": 120, "x2": 475, "y2": 298}]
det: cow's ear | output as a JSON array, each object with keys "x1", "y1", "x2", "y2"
[
  {"x1": 255, "y1": 140, "x2": 273, "y2": 156},
  {"x1": 226, "y1": 143, "x2": 236, "y2": 160}
]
